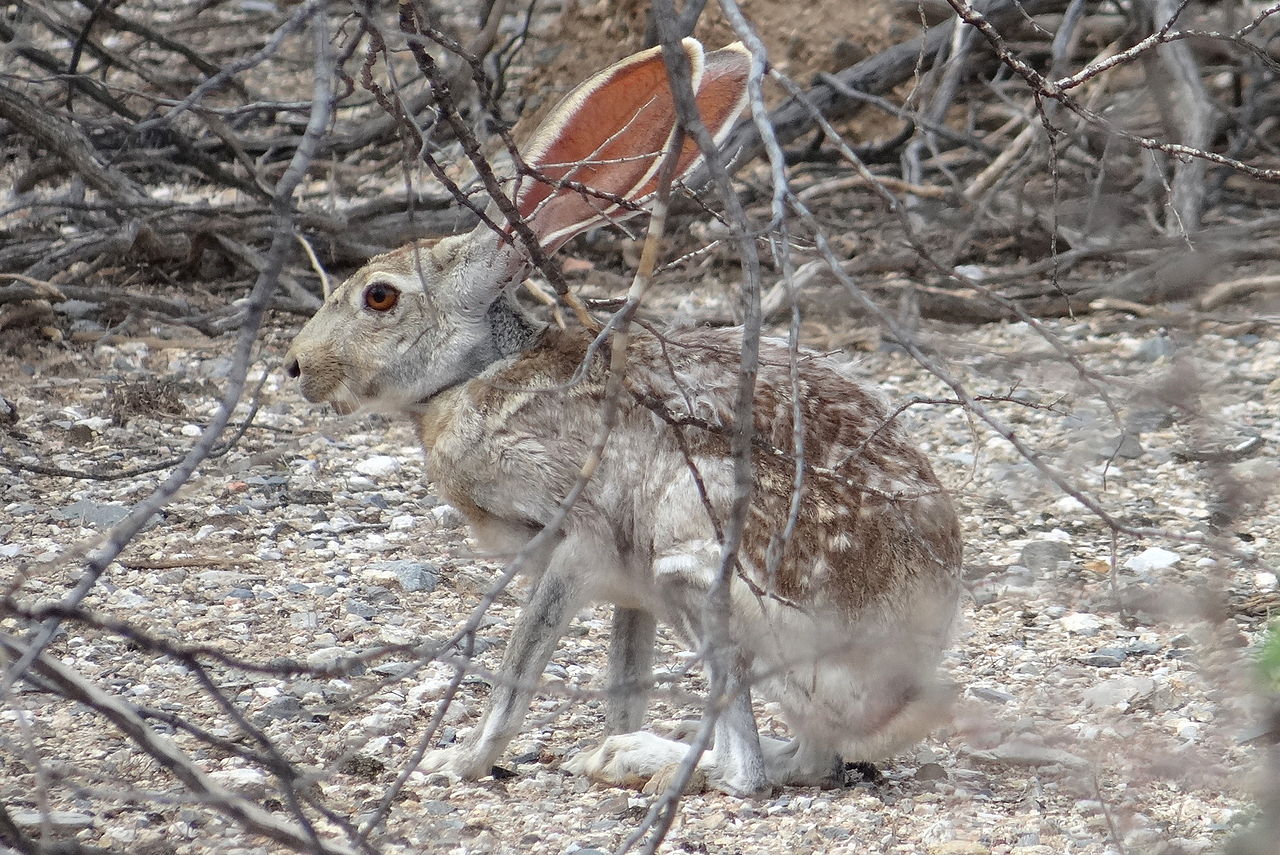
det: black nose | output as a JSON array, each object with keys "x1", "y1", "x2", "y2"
[{"x1": 286, "y1": 358, "x2": 300, "y2": 379}]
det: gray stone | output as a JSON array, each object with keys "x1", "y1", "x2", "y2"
[
  {"x1": 597, "y1": 796, "x2": 630, "y2": 815},
  {"x1": 372, "y1": 559, "x2": 440, "y2": 593},
  {"x1": 432, "y1": 504, "x2": 467, "y2": 529},
  {"x1": 197, "y1": 356, "x2": 234, "y2": 378},
  {"x1": 1019, "y1": 540, "x2": 1071, "y2": 571},
  {"x1": 915, "y1": 762, "x2": 948, "y2": 782},
  {"x1": 1124, "y1": 640, "x2": 1162, "y2": 656},
  {"x1": 968, "y1": 686, "x2": 1015, "y2": 705},
  {"x1": 1079, "y1": 653, "x2": 1125, "y2": 667},
  {"x1": 53, "y1": 499, "x2": 129, "y2": 529},
  {"x1": 963, "y1": 740, "x2": 1087, "y2": 768},
  {"x1": 345, "y1": 600, "x2": 379, "y2": 619},
  {"x1": 256, "y1": 696, "x2": 307, "y2": 722},
  {"x1": 10, "y1": 810, "x2": 94, "y2": 829},
  {"x1": 287, "y1": 487, "x2": 333, "y2": 505},
  {"x1": 1104, "y1": 433, "x2": 1145, "y2": 460},
  {"x1": 1135, "y1": 335, "x2": 1174, "y2": 362}
]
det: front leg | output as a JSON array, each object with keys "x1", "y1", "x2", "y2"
[
  {"x1": 567, "y1": 545, "x2": 771, "y2": 796},
  {"x1": 604, "y1": 606, "x2": 656, "y2": 735},
  {"x1": 421, "y1": 551, "x2": 587, "y2": 780},
  {"x1": 703, "y1": 652, "x2": 770, "y2": 796}
]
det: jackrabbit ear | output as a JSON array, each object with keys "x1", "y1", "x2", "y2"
[
  {"x1": 627, "y1": 42, "x2": 752, "y2": 202},
  {"x1": 514, "y1": 39, "x2": 749, "y2": 253}
]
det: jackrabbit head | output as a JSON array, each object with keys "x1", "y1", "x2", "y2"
[{"x1": 286, "y1": 39, "x2": 750, "y2": 414}]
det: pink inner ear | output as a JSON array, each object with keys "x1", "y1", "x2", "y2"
[
  {"x1": 517, "y1": 56, "x2": 680, "y2": 246},
  {"x1": 629, "y1": 47, "x2": 750, "y2": 201}
]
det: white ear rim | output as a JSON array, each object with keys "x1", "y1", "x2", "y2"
[
  {"x1": 511, "y1": 38, "x2": 707, "y2": 249},
  {"x1": 520, "y1": 37, "x2": 706, "y2": 174},
  {"x1": 701, "y1": 42, "x2": 752, "y2": 151}
]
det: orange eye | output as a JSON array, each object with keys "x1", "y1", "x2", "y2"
[{"x1": 364, "y1": 281, "x2": 399, "y2": 312}]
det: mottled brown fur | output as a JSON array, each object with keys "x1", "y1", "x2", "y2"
[{"x1": 417, "y1": 326, "x2": 960, "y2": 618}]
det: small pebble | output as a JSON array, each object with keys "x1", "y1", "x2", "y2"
[
  {"x1": 1019, "y1": 540, "x2": 1071, "y2": 572},
  {"x1": 1124, "y1": 547, "x2": 1180, "y2": 573},
  {"x1": 1059, "y1": 612, "x2": 1103, "y2": 635},
  {"x1": 354, "y1": 455, "x2": 402, "y2": 478}
]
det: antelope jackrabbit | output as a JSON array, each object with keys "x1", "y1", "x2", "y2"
[{"x1": 285, "y1": 39, "x2": 961, "y2": 796}]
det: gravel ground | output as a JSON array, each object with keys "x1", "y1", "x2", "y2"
[{"x1": 2, "y1": 309, "x2": 1278, "y2": 855}]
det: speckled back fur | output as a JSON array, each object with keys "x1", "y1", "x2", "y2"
[{"x1": 424, "y1": 326, "x2": 960, "y2": 619}]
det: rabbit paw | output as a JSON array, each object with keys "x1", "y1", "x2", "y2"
[
  {"x1": 565, "y1": 732, "x2": 693, "y2": 790},
  {"x1": 641, "y1": 761, "x2": 708, "y2": 795},
  {"x1": 416, "y1": 747, "x2": 494, "y2": 782}
]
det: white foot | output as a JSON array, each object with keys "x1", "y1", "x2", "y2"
[
  {"x1": 416, "y1": 746, "x2": 494, "y2": 782},
  {"x1": 565, "y1": 731, "x2": 778, "y2": 796},
  {"x1": 565, "y1": 732, "x2": 702, "y2": 790}
]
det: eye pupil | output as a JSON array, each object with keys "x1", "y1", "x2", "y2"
[{"x1": 364, "y1": 282, "x2": 399, "y2": 312}]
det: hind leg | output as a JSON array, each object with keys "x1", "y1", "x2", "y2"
[
  {"x1": 603, "y1": 606, "x2": 656, "y2": 735},
  {"x1": 759, "y1": 736, "x2": 844, "y2": 788}
]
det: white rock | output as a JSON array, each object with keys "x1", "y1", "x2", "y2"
[
  {"x1": 210, "y1": 767, "x2": 268, "y2": 788},
  {"x1": 355, "y1": 455, "x2": 402, "y2": 477},
  {"x1": 1083, "y1": 676, "x2": 1155, "y2": 709},
  {"x1": 1059, "y1": 612, "x2": 1103, "y2": 635},
  {"x1": 180, "y1": 423, "x2": 203, "y2": 437},
  {"x1": 1055, "y1": 495, "x2": 1085, "y2": 513},
  {"x1": 1124, "y1": 547, "x2": 1180, "y2": 573},
  {"x1": 307, "y1": 646, "x2": 352, "y2": 670},
  {"x1": 1255, "y1": 571, "x2": 1278, "y2": 591}
]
